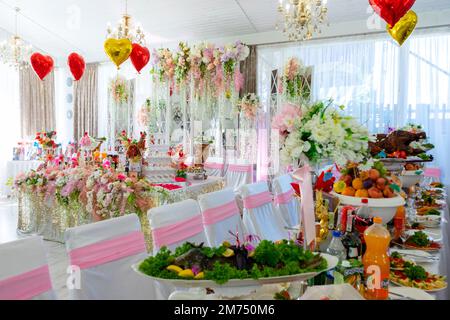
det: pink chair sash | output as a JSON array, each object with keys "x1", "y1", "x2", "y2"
[
  {"x1": 69, "y1": 231, "x2": 146, "y2": 270},
  {"x1": 228, "y1": 164, "x2": 252, "y2": 173},
  {"x1": 204, "y1": 162, "x2": 224, "y2": 170},
  {"x1": 202, "y1": 201, "x2": 240, "y2": 225},
  {"x1": 153, "y1": 215, "x2": 203, "y2": 248},
  {"x1": 274, "y1": 189, "x2": 295, "y2": 205},
  {"x1": 243, "y1": 191, "x2": 273, "y2": 209},
  {"x1": 424, "y1": 167, "x2": 441, "y2": 178},
  {"x1": 0, "y1": 265, "x2": 52, "y2": 300}
]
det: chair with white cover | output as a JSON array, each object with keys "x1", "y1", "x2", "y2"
[
  {"x1": 198, "y1": 188, "x2": 246, "y2": 247},
  {"x1": 240, "y1": 182, "x2": 289, "y2": 241},
  {"x1": 204, "y1": 157, "x2": 225, "y2": 177},
  {"x1": 226, "y1": 159, "x2": 253, "y2": 192},
  {"x1": 272, "y1": 174, "x2": 300, "y2": 227},
  {"x1": 0, "y1": 236, "x2": 56, "y2": 300},
  {"x1": 149, "y1": 199, "x2": 208, "y2": 254},
  {"x1": 64, "y1": 214, "x2": 167, "y2": 300}
]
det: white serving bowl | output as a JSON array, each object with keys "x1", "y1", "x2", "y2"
[
  {"x1": 331, "y1": 192, "x2": 406, "y2": 223},
  {"x1": 399, "y1": 170, "x2": 424, "y2": 189}
]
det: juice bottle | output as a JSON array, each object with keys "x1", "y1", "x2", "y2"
[
  {"x1": 362, "y1": 216, "x2": 391, "y2": 300},
  {"x1": 393, "y1": 206, "x2": 406, "y2": 240}
]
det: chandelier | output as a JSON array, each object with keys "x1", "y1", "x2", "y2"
[
  {"x1": 277, "y1": 0, "x2": 329, "y2": 41},
  {"x1": 0, "y1": 7, "x2": 33, "y2": 69},
  {"x1": 106, "y1": 0, "x2": 146, "y2": 45}
]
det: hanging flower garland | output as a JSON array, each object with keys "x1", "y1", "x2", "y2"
[
  {"x1": 237, "y1": 93, "x2": 260, "y2": 121},
  {"x1": 151, "y1": 48, "x2": 175, "y2": 84},
  {"x1": 109, "y1": 75, "x2": 130, "y2": 104},
  {"x1": 174, "y1": 42, "x2": 191, "y2": 86},
  {"x1": 150, "y1": 41, "x2": 249, "y2": 99},
  {"x1": 278, "y1": 57, "x2": 311, "y2": 104},
  {"x1": 138, "y1": 98, "x2": 151, "y2": 127}
]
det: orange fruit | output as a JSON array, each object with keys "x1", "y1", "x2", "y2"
[
  {"x1": 355, "y1": 189, "x2": 369, "y2": 198},
  {"x1": 360, "y1": 171, "x2": 369, "y2": 181},
  {"x1": 342, "y1": 186, "x2": 356, "y2": 197},
  {"x1": 369, "y1": 169, "x2": 381, "y2": 181},
  {"x1": 352, "y1": 178, "x2": 364, "y2": 190}
]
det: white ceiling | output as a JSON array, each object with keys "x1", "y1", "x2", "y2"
[{"x1": 1, "y1": 0, "x2": 450, "y2": 63}]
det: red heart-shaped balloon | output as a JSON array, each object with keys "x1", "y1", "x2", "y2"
[
  {"x1": 369, "y1": 0, "x2": 416, "y2": 27},
  {"x1": 67, "y1": 52, "x2": 86, "y2": 81},
  {"x1": 130, "y1": 43, "x2": 150, "y2": 74},
  {"x1": 30, "y1": 53, "x2": 54, "y2": 80}
]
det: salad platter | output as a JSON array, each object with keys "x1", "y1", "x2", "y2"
[
  {"x1": 133, "y1": 240, "x2": 338, "y2": 289},
  {"x1": 393, "y1": 231, "x2": 442, "y2": 252},
  {"x1": 389, "y1": 252, "x2": 446, "y2": 292}
]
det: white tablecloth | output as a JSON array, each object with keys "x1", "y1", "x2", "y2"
[{"x1": 1, "y1": 160, "x2": 43, "y2": 197}]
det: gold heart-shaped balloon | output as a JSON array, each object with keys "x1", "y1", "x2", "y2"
[
  {"x1": 387, "y1": 10, "x2": 418, "y2": 46},
  {"x1": 104, "y1": 38, "x2": 133, "y2": 68}
]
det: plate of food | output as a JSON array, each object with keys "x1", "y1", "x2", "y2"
[
  {"x1": 393, "y1": 231, "x2": 442, "y2": 252},
  {"x1": 414, "y1": 215, "x2": 441, "y2": 228},
  {"x1": 389, "y1": 249, "x2": 438, "y2": 264},
  {"x1": 390, "y1": 251, "x2": 416, "y2": 270},
  {"x1": 390, "y1": 264, "x2": 447, "y2": 292},
  {"x1": 133, "y1": 240, "x2": 337, "y2": 289},
  {"x1": 389, "y1": 286, "x2": 435, "y2": 300},
  {"x1": 416, "y1": 207, "x2": 442, "y2": 216},
  {"x1": 406, "y1": 222, "x2": 426, "y2": 231}
]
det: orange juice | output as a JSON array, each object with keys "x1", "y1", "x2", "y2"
[
  {"x1": 393, "y1": 206, "x2": 406, "y2": 240},
  {"x1": 362, "y1": 216, "x2": 391, "y2": 300}
]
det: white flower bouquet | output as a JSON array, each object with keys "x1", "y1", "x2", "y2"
[{"x1": 273, "y1": 100, "x2": 369, "y2": 167}]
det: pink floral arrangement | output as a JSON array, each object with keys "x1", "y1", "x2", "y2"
[
  {"x1": 238, "y1": 93, "x2": 260, "y2": 120},
  {"x1": 13, "y1": 165, "x2": 169, "y2": 220},
  {"x1": 271, "y1": 103, "x2": 302, "y2": 135},
  {"x1": 79, "y1": 132, "x2": 93, "y2": 149},
  {"x1": 152, "y1": 183, "x2": 183, "y2": 191}
]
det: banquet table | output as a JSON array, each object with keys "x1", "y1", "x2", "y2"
[
  {"x1": 1, "y1": 160, "x2": 43, "y2": 197},
  {"x1": 16, "y1": 176, "x2": 225, "y2": 251}
]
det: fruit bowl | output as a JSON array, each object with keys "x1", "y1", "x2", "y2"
[
  {"x1": 399, "y1": 170, "x2": 424, "y2": 189},
  {"x1": 331, "y1": 192, "x2": 405, "y2": 223}
]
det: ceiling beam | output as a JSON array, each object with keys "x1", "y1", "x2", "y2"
[{"x1": 234, "y1": 0, "x2": 259, "y2": 33}]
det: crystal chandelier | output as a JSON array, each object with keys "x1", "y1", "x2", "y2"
[
  {"x1": 106, "y1": 0, "x2": 146, "y2": 45},
  {"x1": 277, "y1": 0, "x2": 329, "y2": 41},
  {"x1": 0, "y1": 7, "x2": 33, "y2": 69}
]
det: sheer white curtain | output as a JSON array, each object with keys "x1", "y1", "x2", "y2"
[
  {"x1": 257, "y1": 30, "x2": 450, "y2": 184},
  {"x1": 406, "y1": 32, "x2": 450, "y2": 184},
  {"x1": 0, "y1": 62, "x2": 20, "y2": 196}
]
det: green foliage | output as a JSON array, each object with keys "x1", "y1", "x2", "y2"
[
  {"x1": 204, "y1": 262, "x2": 249, "y2": 284},
  {"x1": 201, "y1": 245, "x2": 227, "y2": 258},
  {"x1": 409, "y1": 231, "x2": 430, "y2": 247},
  {"x1": 404, "y1": 265, "x2": 427, "y2": 281},
  {"x1": 425, "y1": 209, "x2": 441, "y2": 216},
  {"x1": 138, "y1": 240, "x2": 328, "y2": 285},
  {"x1": 373, "y1": 161, "x2": 388, "y2": 177},
  {"x1": 174, "y1": 243, "x2": 197, "y2": 257},
  {"x1": 253, "y1": 240, "x2": 281, "y2": 267}
]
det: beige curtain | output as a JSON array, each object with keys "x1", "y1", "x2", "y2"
[
  {"x1": 19, "y1": 68, "x2": 56, "y2": 138},
  {"x1": 240, "y1": 45, "x2": 257, "y2": 95},
  {"x1": 74, "y1": 63, "x2": 98, "y2": 140}
]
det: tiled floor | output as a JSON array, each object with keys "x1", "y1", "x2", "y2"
[{"x1": 0, "y1": 198, "x2": 69, "y2": 299}]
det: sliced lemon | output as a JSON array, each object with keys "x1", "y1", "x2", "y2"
[
  {"x1": 222, "y1": 248, "x2": 235, "y2": 258},
  {"x1": 333, "y1": 181, "x2": 346, "y2": 193},
  {"x1": 194, "y1": 272, "x2": 205, "y2": 280},
  {"x1": 166, "y1": 265, "x2": 183, "y2": 274},
  {"x1": 178, "y1": 269, "x2": 195, "y2": 278},
  {"x1": 222, "y1": 241, "x2": 231, "y2": 248}
]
